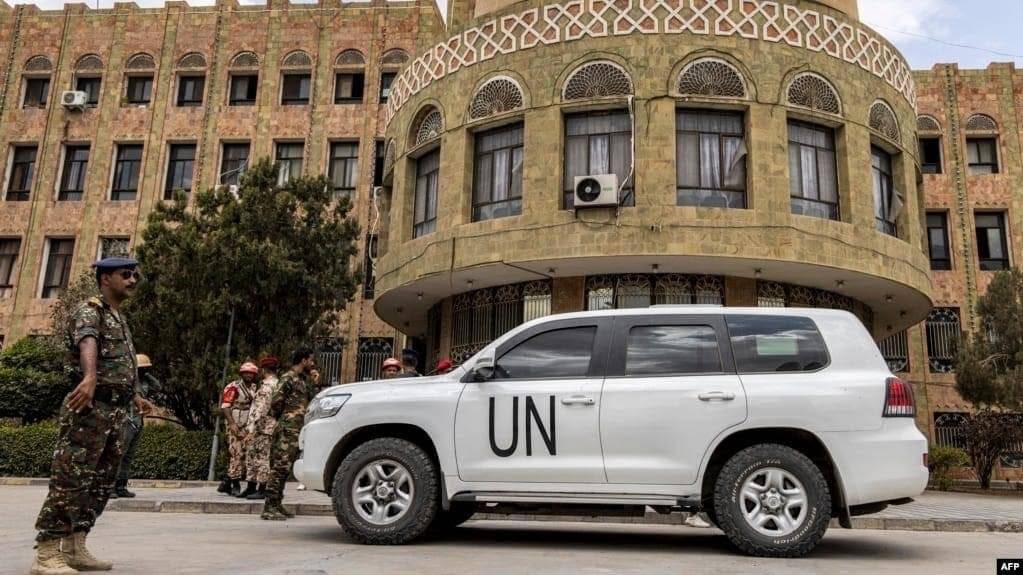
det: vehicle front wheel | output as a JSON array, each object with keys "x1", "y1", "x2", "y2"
[
  {"x1": 332, "y1": 437, "x2": 439, "y2": 545},
  {"x1": 712, "y1": 443, "x2": 831, "y2": 558}
]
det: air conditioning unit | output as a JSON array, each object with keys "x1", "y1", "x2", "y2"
[
  {"x1": 61, "y1": 91, "x2": 88, "y2": 110},
  {"x1": 573, "y1": 174, "x2": 619, "y2": 208}
]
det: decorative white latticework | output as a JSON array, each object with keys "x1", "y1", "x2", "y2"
[
  {"x1": 335, "y1": 49, "x2": 366, "y2": 67},
  {"x1": 869, "y1": 100, "x2": 899, "y2": 143},
  {"x1": 126, "y1": 53, "x2": 155, "y2": 70},
  {"x1": 282, "y1": 51, "x2": 312, "y2": 69},
  {"x1": 25, "y1": 55, "x2": 52, "y2": 72},
  {"x1": 786, "y1": 72, "x2": 841, "y2": 114},
  {"x1": 177, "y1": 52, "x2": 207, "y2": 69},
  {"x1": 469, "y1": 76, "x2": 524, "y2": 120},
  {"x1": 677, "y1": 58, "x2": 746, "y2": 98},
  {"x1": 230, "y1": 51, "x2": 259, "y2": 69},
  {"x1": 413, "y1": 107, "x2": 444, "y2": 147},
  {"x1": 563, "y1": 61, "x2": 633, "y2": 100},
  {"x1": 75, "y1": 54, "x2": 103, "y2": 71},
  {"x1": 385, "y1": 0, "x2": 915, "y2": 124},
  {"x1": 917, "y1": 115, "x2": 940, "y2": 133},
  {"x1": 965, "y1": 113, "x2": 997, "y2": 132},
  {"x1": 757, "y1": 281, "x2": 786, "y2": 307}
]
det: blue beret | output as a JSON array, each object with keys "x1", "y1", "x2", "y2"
[{"x1": 92, "y1": 257, "x2": 138, "y2": 271}]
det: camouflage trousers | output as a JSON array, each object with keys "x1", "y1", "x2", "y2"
[
  {"x1": 35, "y1": 401, "x2": 127, "y2": 542},
  {"x1": 227, "y1": 429, "x2": 248, "y2": 480},
  {"x1": 245, "y1": 433, "x2": 273, "y2": 484},
  {"x1": 264, "y1": 417, "x2": 302, "y2": 503}
]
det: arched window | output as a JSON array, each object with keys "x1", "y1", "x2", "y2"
[
  {"x1": 469, "y1": 76, "x2": 524, "y2": 120},
  {"x1": 281, "y1": 51, "x2": 312, "y2": 106},
  {"x1": 563, "y1": 60, "x2": 633, "y2": 101},
  {"x1": 785, "y1": 72, "x2": 841, "y2": 115},
  {"x1": 677, "y1": 58, "x2": 746, "y2": 98},
  {"x1": 175, "y1": 53, "x2": 207, "y2": 107},
  {"x1": 22, "y1": 56, "x2": 53, "y2": 109},
  {"x1": 334, "y1": 50, "x2": 366, "y2": 104},
  {"x1": 228, "y1": 52, "x2": 260, "y2": 107},
  {"x1": 73, "y1": 55, "x2": 104, "y2": 107},
  {"x1": 869, "y1": 100, "x2": 900, "y2": 143},
  {"x1": 124, "y1": 53, "x2": 156, "y2": 106},
  {"x1": 964, "y1": 114, "x2": 999, "y2": 174}
]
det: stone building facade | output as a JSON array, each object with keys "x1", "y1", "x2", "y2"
[{"x1": 0, "y1": 0, "x2": 1019, "y2": 472}]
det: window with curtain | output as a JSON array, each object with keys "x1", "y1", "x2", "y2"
[
  {"x1": 23, "y1": 77, "x2": 50, "y2": 108},
  {"x1": 966, "y1": 138, "x2": 998, "y2": 174},
  {"x1": 59, "y1": 145, "x2": 90, "y2": 201},
  {"x1": 165, "y1": 144, "x2": 195, "y2": 199},
  {"x1": 563, "y1": 111, "x2": 633, "y2": 209},
  {"x1": 275, "y1": 142, "x2": 304, "y2": 185},
  {"x1": 975, "y1": 212, "x2": 1009, "y2": 270},
  {"x1": 871, "y1": 146, "x2": 898, "y2": 237},
  {"x1": 126, "y1": 76, "x2": 153, "y2": 105},
  {"x1": 229, "y1": 74, "x2": 258, "y2": 106},
  {"x1": 42, "y1": 238, "x2": 75, "y2": 298},
  {"x1": 413, "y1": 149, "x2": 440, "y2": 238},
  {"x1": 75, "y1": 76, "x2": 101, "y2": 106},
  {"x1": 788, "y1": 120, "x2": 838, "y2": 221},
  {"x1": 334, "y1": 72, "x2": 365, "y2": 103},
  {"x1": 927, "y1": 212, "x2": 951, "y2": 270},
  {"x1": 473, "y1": 123, "x2": 523, "y2": 221},
  {"x1": 0, "y1": 239, "x2": 20, "y2": 294},
  {"x1": 176, "y1": 75, "x2": 205, "y2": 106},
  {"x1": 220, "y1": 143, "x2": 250, "y2": 185},
  {"x1": 111, "y1": 144, "x2": 143, "y2": 201},
  {"x1": 676, "y1": 110, "x2": 747, "y2": 208},
  {"x1": 281, "y1": 73, "x2": 311, "y2": 105},
  {"x1": 379, "y1": 72, "x2": 396, "y2": 102},
  {"x1": 7, "y1": 146, "x2": 37, "y2": 201},
  {"x1": 328, "y1": 142, "x2": 359, "y2": 201}
]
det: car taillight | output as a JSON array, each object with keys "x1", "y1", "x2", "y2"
[{"x1": 883, "y1": 376, "x2": 916, "y2": 417}]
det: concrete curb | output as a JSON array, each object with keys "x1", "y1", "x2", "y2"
[
  {"x1": 104, "y1": 499, "x2": 1023, "y2": 533},
  {"x1": 0, "y1": 477, "x2": 220, "y2": 488}
]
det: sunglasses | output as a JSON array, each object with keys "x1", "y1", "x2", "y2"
[{"x1": 118, "y1": 270, "x2": 142, "y2": 281}]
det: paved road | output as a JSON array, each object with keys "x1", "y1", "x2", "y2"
[{"x1": 2, "y1": 488, "x2": 1019, "y2": 574}]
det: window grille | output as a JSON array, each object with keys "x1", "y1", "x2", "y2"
[
  {"x1": 786, "y1": 73, "x2": 841, "y2": 115},
  {"x1": 917, "y1": 115, "x2": 940, "y2": 133},
  {"x1": 677, "y1": 58, "x2": 745, "y2": 98},
  {"x1": 869, "y1": 101, "x2": 900, "y2": 143},
  {"x1": 75, "y1": 54, "x2": 103, "y2": 71},
  {"x1": 125, "y1": 53, "x2": 155, "y2": 70},
  {"x1": 355, "y1": 337, "x2": 393, "y2": 382},
  {"x1": 965, "y1": 113, "x2": 997, "y2": 132},
  {"x1": 282, "y1": 51, "x2": 312, "y2": 69},
  {"x1": 230, "y1": 52, "x2": 259, "y2": 69},
  {"x1": 335, "y1": 50, "x2": 365, "y2": 67},
  {"x1": 926, "y1": 307, "x2": 960, "y2": 373},
  {"x1": 563, "y1": 61, "x2": 632, "y2": 100},
  {"x1": 450, "y1": 281, "x2": 552, "y2": 365},
  {"x1": 469, "y1": 77, "x2": 524, "y2": 120},
  {"x1": 414, "y1": 108, "x2": 444, "y2": 147},
  {"x1": 586, "y1": 274, "x2": 723, "y2": 309},
  {"x1": 25, "y1": 55, "x2": 52, "y2": 72},
  {"x1": 878, "y1": 330, "x2": 909, "y2": 373},
  {"x1": 176, "y1": 52, "x2": 207, "y2": 69}
]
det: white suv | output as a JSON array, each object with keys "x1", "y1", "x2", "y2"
[{"x1": 296, "y1": 307, "x2": 928, "y2": 557}]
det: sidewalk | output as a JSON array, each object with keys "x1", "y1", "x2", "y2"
[{"x1": 3, "y1": 479, "x2": 1020, "y2": 533}]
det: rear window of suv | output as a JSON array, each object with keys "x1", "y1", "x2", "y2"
[{"x1": 725, "y1": 315, "x2": 829, "y2": 373}]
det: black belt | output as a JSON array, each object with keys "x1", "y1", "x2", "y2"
[{"x1": 93, "y1": 386, "x2": 133, "y2": 407}]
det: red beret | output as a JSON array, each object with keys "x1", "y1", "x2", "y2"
[{"x1": 259, "y1": 356, "x2": 279, "y2": 368}]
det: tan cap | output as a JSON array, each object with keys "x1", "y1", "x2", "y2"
[{"x1": 136, "y1": 354, "x2": 152, "y2": 368}]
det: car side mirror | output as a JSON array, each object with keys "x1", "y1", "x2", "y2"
[{"x1": 471, "y1": 355, "x2": 495, "y2": 382}]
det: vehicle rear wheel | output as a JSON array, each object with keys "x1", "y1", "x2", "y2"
[
  {"x1": 332, "y1": 437, "x2": 439, "y2": 545},
  {"x1": 713, "y1": 443, "x2": 831, "y2": 558},
  {"x1": 432, "y1": 502, "x2": 476, "y2": 531}
]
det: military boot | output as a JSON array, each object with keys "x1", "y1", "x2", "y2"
[
  {"x1": 246, "y1": 483, "x2": 266, "y2": 500},
  {"x1": 216, "y1": 477, "x2": 232, "y2": 494},
  {"x1": 30, "y1": 539, "x2": 78, "y2": 575},
  {"x1": 260, "y1": 497, "x2": 287, "y2": 521},
  {"x1": 278, "y1": 502, "x2": 295, "y2": 518},
  {"x1": 114, "y1": 480, "x2": 135, "y2": 498},
  {"x1": 61, "y1": 532, "x2": 113, "y2": 571},
  {"x1": 236, "y1": 481, "x2": 257, "y2": 498},
  {"x1": 229, "y1": 479, "x2": 242, "y2": 497}
]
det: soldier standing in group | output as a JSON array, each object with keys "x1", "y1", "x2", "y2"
[
  {"x1": 31, "y1": 257, "x2": 153, "y2": 575},
  {"x1": 218, "y1": 362, "x2": 260, "y2": 496},
  {"x1": 261, "y1": 347, "x2": 318, "y2": 520},
  {"x1": 109, "y1": 353, "x2": 159, "y2": 500},
  {"x1": 241, "y1": 356, "x2": 280, "y2": 500}
]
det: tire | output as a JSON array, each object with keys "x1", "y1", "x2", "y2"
[
  {"x1": 432, "y1": 502, "x2": 476, "y2": 531},
  {"x1": 332, "y1": 437, "x2": 439, "y2": 545},
  {"x1": 712, "y1": 444, "x2": 831, "y2": 558}
]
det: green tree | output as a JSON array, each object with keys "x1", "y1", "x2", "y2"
[
  {"x1": 954, "y1": 268, "x2": 1023, "y2": 488},
  {"x1": 0, "y1": 337, "x2": 68, "y2": 423},
  {"x1": 128, "y1": 159, "x2": 361, "y2": 429},
  {"x1": 49, "y1": 270, "x2": 100, "y2": 347}
]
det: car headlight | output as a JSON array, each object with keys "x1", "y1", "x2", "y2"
[{"x1": 305, "y1": 393, "x2": 351, "y2": 423}]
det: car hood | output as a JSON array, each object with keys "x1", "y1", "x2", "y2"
[{"x1": 315, "y1": 371, "x2": 462, "y2": 398}]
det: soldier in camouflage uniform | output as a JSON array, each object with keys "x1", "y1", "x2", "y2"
[
  {"x1": 31, "y1": 257, "x2": 153, "y2": 575},
  {"x1": 219, "y1": 362, "x2": 260, "y2": 496},
  {"x1": 261, "y1": 347, "x2": 318, "y2": 520},
  {"x1": 242, "y1": 356, "x2": 280, "y2": 500}
]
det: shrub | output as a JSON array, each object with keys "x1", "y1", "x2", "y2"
[
  {"x1": 929, "y1": 445, "x2": 969, "y2": 491},
  {"x1": 0, "y1": 338, "x2": 71, "y2": 424},
  {"x1": 0, "y1": 421, "x2": 226, "y2": 480}
]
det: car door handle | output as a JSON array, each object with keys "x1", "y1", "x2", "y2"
[
  {"x1": 561, "y1": 395, "x2": 595, "y2": 406},
  {"x1": 698, "y1": 391, "x2": 736, "y2": 401}
]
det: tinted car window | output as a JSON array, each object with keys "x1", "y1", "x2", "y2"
[
  {"x1": 726, "y1": 315, "x2": 829, "y2": 373},
  {"x1": 626, "y1": 325, "x2": 721, "y2": 375},
  {"x1": 495, "y1": 326, "x2": 597, "y2": 379}
]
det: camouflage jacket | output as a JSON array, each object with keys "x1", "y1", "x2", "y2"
[
  {"x1": 271, "y1": 369, "x2": 316, "y2": 423},
  {"x1": 247, "y1": 375, "x2": 280, "y2": 436},
  {"x1": 67, "y1": 296, "x2": 137, "y2": 392}
]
